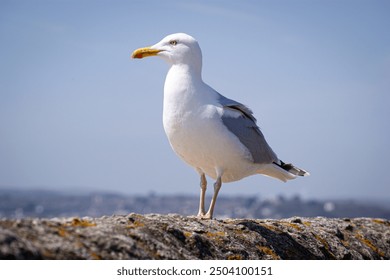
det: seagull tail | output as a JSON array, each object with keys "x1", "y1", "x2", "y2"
[{"x1": 258, "y1": 161, "x2": 310, "y2": 182}]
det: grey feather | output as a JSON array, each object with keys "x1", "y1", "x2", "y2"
[
  {"x1": 217, "y1": 93, "x2": 278, "y2": 164},
  {"x1": 217, "y1": 94, "x2": 256, "y2": 122}
]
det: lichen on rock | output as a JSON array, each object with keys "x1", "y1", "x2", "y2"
[{"x1": 0, "y1": 214, "x2": 389, "y2": 259}]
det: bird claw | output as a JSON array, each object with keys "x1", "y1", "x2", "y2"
[{"x1": 196, "y1": 213, "x2": 213, "y2": 220}]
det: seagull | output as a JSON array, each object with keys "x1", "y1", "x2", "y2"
[{"x1": 131, "y1": 33, "x2": 309, "y2": 219}]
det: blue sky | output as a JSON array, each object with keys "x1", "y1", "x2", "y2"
[{"x1": 0, "y1": 0, "x2": 389, "y2": 200}]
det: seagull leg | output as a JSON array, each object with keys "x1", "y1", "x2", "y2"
[
  {"x1": 197, "y1": 173, "x2": 207, "y2": 217},
  {"x1": 204, "y1": 176, "x2": 222, "y2": 219}
]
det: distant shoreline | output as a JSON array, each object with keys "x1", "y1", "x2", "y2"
[{"x1": 1, "y1": 188, "x2": 389, "y2": 220}]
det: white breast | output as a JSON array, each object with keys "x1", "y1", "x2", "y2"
[{"x1": 162, "y1": 66, "x2": 260, "y2": 182}]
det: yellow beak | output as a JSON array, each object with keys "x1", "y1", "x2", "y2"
[{"x1": 131, "y1": 47, "x2": 161, "y2": 59}]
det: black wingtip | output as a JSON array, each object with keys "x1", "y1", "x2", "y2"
[{"x1": 274, "y1": 161, "x2": 309, "y2": 177}]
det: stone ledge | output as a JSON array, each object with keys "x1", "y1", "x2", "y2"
[{"x1": 1, "y1": 214, "x2": 389, "y2": 259}]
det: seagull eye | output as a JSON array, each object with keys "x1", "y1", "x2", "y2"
[{"x1": 169, "y1": 40, "x2": 177, "y2": 46}]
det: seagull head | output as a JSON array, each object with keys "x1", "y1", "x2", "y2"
[{"x1": 132, "y1": 33, "x2": 202, "y2": 70}]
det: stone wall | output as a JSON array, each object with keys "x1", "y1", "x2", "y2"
[{"x1": 1, "y1": 214, "x2": 389, "y2": 259}]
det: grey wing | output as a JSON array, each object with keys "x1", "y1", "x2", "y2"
[
  {"x1": 218, "y1": 93, "x2": 278, "y2": 164},
  {"x1": 217, "y1": 93, "x2": 257, "y2": 122}
]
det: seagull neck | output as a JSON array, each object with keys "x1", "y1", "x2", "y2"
[
  {"x1": 168, "y1": 64, "x2": 203, "y2": 83},
  {"x1": 164, "y1": 64, "x2": 205, "y2": 105}
]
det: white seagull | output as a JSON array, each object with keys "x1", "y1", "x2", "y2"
[{"x1": 132, "y1": 33, "x2": 309, "y2": 219}]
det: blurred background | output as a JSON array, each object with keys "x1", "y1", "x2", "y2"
[{"x1": 1, "y1": 0, "x2": 389, "y2": 218}]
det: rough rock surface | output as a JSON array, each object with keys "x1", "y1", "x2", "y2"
[{"x1": 1, "y1": 214, "x2": 389, "y2": 259}]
